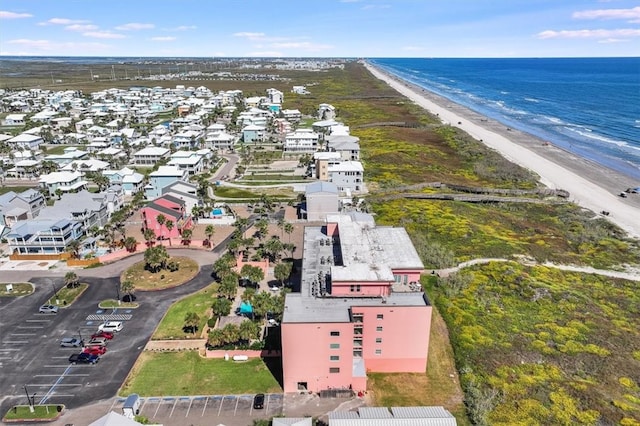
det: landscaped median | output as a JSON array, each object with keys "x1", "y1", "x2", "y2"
[
  {"x1": 120, "y1": 255, "x2": 199, "y2": 291},
  {"x1": 2, "y1": 405, "x2": 64, "y2": 423},
  {"x1": 0, "y1": 282, "x2": 34, "y2": 297}
]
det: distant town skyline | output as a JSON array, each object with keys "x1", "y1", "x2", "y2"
[{"x1": 1, "y1": 0, "x2": 639, "y2": 58}]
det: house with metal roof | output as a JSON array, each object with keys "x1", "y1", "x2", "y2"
[
  {"x1": 328, "y1": 406, "x2": 457, "y2": 426},
  {"x1": 7, "y1": 218, "x2": 83, "y2": 255}
]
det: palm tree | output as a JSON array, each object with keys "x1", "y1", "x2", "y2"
[
  {"x1": 240, "y1": 264, "x2": 264, "y2": 287},
  {"x1": 120, "y1": 280, "x2": 135, "y2": 302},
  {"x1": 183, "y1": 312, "x2": 201, "y2": 335},
  {"x1": 277, "y1": 219, "x2": 285, "y2": 239},
  {"x1": 124, "y1": 236, "x2": 138, "y2": 253},
  {"x1": 204, "y1": 224, "x2": 215, "y2": 247},
  {"x1": 143, "y1": 228, "x2": 155, "y2": 247},
  {"x1": 180, "y1": 228, "x2": 193, "y2": 246},
  {"x1": 64, "y1": 271, "x2": 79, "y2": 288},
  {"x1": 66, "y1": 240, "x2": 81, "y2": 259},
  {"x1": 155, "y1": 214, "x2": 166, "y2": 240},
  {"x1": 254, "y1": 218, "x2": 269, "y2": 242},
  {"x1": 284, "y1": 222, "x2": 294, "y2": 243},
  {"x1": 165, "y1": 220, "x2": 174, "y2": 245},
  {"x1": 211, "y1": 297, "x2": 232, "y2": 318},
  {"x1": 239, "y1": 320, "x2": 259, "y2": 342},
  {"x1": 218, "y1": 273, "x2": 239, "y2": 300},
  {"x1": 144, "y1": 245, "x2": 169, "y2": 272},
  {"x1": 207, "y1": 328, "x2": 225, "y2": 348},
  {"x1": 274, "y1": 261, "x2": 293, "y2": 286}
]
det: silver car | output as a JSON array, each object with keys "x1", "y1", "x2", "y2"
[
  {"x1": 60, "y1": 337, "x2": 84, "y2": 347},
  {"x1": 39, "y1": 304, "x2": 59, "y2": 314}
]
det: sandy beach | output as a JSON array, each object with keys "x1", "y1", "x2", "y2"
[{"x1": 364, "y1": 62, "x2": 640, "y2": 240}]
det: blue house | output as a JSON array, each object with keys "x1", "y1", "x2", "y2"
[{"x1": 144, "y1": 166, "x2": 187, "y2": 200}]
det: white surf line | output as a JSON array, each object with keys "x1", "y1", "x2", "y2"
[{"x1": 38, "y1": 364, "x2": 72, "y2": 405}]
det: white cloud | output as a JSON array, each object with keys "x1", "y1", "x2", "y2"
[
  {"x1": 598, "y1": 38, "x2": 629, "y2": 43},
  {"x1": 233, "y1": 32, "x2": 266, "y2": 40},
  {"x1": 83, "y1": 31, "x2": 126, "y2": 39},
  {"x1": 115, "y1": 22, "x2": 154, "y2": 31},
  {"x1": 270, "y1": 41, "x2": 333, "y2": 51},
  {"x1": 536, "y1": 28, "x2": 640, "y2": 39},
  {"x1": 573, "y1": 6, "x2": 640, "y2": 22},
  {"x1": 65, "y1": 24, "x2": 97, "y2": 31},
  {"x1": 171, "y1": 25, "x2": 197, "y2": 31},
  {"x1": 46, "y1": 17, "x2": 90, "y2": 25},
  {"x1": 151, "y1": 36, "x2": 176, "y2": 41},
  {"x1": 0, "y1": 11, "x2": 33, "y2": 19},
  {"x1": 362, "y1": 4, "x2": 391, "y2": 10},
  {"x1": 6, "y1": 38, "x2": 110, "y2": 52},
  {"x1": 247, "y1": 50, "x2": 283, "y2": 57}
]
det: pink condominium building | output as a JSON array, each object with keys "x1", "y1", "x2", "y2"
[{"x1": 282, "y1": 212, "x2": 432, "y2": 393}]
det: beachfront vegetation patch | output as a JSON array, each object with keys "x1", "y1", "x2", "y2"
[
  {"x1": 119, "y1": 351, "x2": 282, "y2": 396},
  {"x1": 152, "y1": 282, "x2": 218, "y2": 340},
  {"x1": 428, "y1": 262, "x2": 640, "y2": 425}
]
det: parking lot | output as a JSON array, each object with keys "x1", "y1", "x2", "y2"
[
  {"x1": 0, "y1": 269, "x2": 214, "y2": 417},
  {"x1": 107, "y1": 393, "x2": 283, "y2": 425}
]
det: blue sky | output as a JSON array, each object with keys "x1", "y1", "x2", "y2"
[{"x1": 1, "y1": 0, "x2": 638, "y2": 57}]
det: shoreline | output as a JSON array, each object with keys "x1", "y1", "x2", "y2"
[{"x1": 363, "y1": 61, "x2": 640, "y2": 240}]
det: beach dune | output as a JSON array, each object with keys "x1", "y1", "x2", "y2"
[{"x1": 364, "y1": 62, "x2": 640, "y2": 240}]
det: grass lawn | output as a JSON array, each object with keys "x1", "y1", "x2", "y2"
[
  {"x1": 153, "y1": 283, "x2": 218, "y2": 340},
  {"x1": 0, "y1": 186, "x2": 35, "y2": 195},
  {"x1": 3, "y1": 405, "x2": 62, "y2": 420},
  {"x1": 120, "y1": 257, "x2": 199, "y2": 291},
  {"x1": 214, "y1": 186, "x2": 261, "y2": 199},
  {"x1": 47, "y1": 283, "x2": 88, "y2": 307},
  {"x1": 43, "y1": 145, "x2": 79, "y2": 155},
  {"x1": 368, "y1": 292, "x2": 471, "y2": 426},
  {"x1": 120, "y1": 351, "x2": 282, "y2": 396},
  {"x1": 0, "y1": 282, "x2": 34, "y2": 297}
]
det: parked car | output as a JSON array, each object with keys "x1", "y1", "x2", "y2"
[
  {"x1": 91, "y1": 331, "x2": 114, "y2": 340},
  {"x1": 69, "y1": 352, "x2": 99, "y2": 364},
  {"x1": 39, "y1": 304, "x2": 59, "y2": 314},
  {"x1": 98, "y1": 321, "x2": 123, "y2": 333},
  {"x1": 253, "y1": 393, "x2": 265, "y2": 409},
  {"x1": 60, "y1": 337, "x2": 84, "y2": 348},
  {"x1": 83, "y1": 345, "x2": 107, "y2": 356},
  {"x1": 87, "y1": 337, "x2": 108, "y2": 346}
]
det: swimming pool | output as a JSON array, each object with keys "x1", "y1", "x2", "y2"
[{"x1": 211, "y1": 208, "x2": 224, "y2": 216}]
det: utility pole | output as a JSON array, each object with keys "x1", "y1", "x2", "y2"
[{"x1": 24, "y1": 385, "x2": 35, "y2": 413}]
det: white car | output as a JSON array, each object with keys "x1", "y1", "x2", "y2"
[{"x1": 98, "y1": 321, "x2": 123, "y2": 333}]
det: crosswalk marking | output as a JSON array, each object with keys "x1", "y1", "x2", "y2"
[{"x1": 85, "y1": 314, "x2": 132, "y2": 321}]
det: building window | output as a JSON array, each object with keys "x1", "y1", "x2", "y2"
[
  {"x1": 375, "y1": 349, "x2": 382, "y2": 355},
  {"x1": 352, "y1": 314, "x2": 363, "y2": 323},
  {"x1": 353, "y1": 339, "x2": 363, "y2": 347},
  {"x1": 330, "y1": 331, "x2": 340, "y2": 336},
  {"x1": 376, "y1": 338, "x2": 382, "y2": 344},
  {"x1": 330, "y1": 355, "x2": 340, "y2": 362},
  {"x1": 376, "y1": 326, "x2": 383, "y2": 332},
  {"x1": 376, "y1": 314, "x2": 384, "y2": 320},
  {"x1": 354, "y1": 326, "x2": 363, "y2": 335},
  {"x1": 353, "y1": 349, "x2": 363, "y2": 357},
  {"x1": 330, "y1": 343, "x2": 340, "y2": 349},
  {"x1": 329, "y1": 367, "x2": 340, "y2": 374}
]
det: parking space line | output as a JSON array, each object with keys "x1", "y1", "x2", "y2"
[
  {"x1": 234, "y1": 396, "x2": 240, "y2": 416},
  {"x1": 10, "y1": 333, "x2": 37, "y2": 336},
  {"x1": 201, "y1": 397, "x2": 208, "y2": 416},
  {"x1": 153, "y1": 399, "x2": 164, "y2": 418},
  {"x1": 35, "y1": 374, "x2": 89, "y2": 377},
  {"x1": 3, "y1": 340, "x2": 29, "y2": 344},
  {"x1": 186, "y1": 398, "x2": 193, "y2": 417},
  {"x1": 44, "y1": 365, "x2": 72, "y2": 368},
  {"x1": 26, "y1": 319, "x2": 51, "y2": 322},
  {"x1": 218, "y1": 396, "x2": 225, "y2": 416},
  {"x1": 28, "y1": 383, "x2": 80, "y2": 387},
  {"x1": 17, "y1": 326, "x2": 44, "y2": 329},
  {"x1": 0, "y1": 348, "x2": 21, "y2": 351},
  {"x1": 169, "y1": 399, "x2": 178, "y2": 417}
]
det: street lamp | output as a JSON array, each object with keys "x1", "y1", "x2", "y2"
[{"x1": 116, "y1": 282, "x2": 121, "y2": 305}]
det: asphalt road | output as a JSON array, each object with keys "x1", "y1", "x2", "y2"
[{"x1": 0, "y1": 264, "x2": 215, "y2": 416}]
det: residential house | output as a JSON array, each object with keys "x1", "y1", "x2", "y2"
[
  {"x1": 140, "y1": 195, "x2": 193, "y2": 240},
  {"x1": 172, "y1": 130, "x2": 204, "y2": 149},
  {"x1": 205, "y1": 131, "x2": 235, "y2": 151},
  {"x1": 291, "y1": 85, "x2": 309, "y2": 95},
  {"x1": 39, "y1": 171, "x2": 88, "y2": 197},
  {"x1": 3, "y1": 113, "x2": 26, "y2": 126},
  {"x1": 283, "y1": 129, "x2": 319, "y2": 153},
  {"x1": 282, "y1": 109, "x2": 302, "y2": 122},
  {"x1": 161, "y1": 180, "x2": 200, "y2": 215},
  {"x1": 304, "y1": 181, "x2": 340, "y2": 221},
  {"x1": 144, "y1": 165, "x2": 187, "y2": 200},
  {"x1": 7, "y1": 133, "x2": 44, "y2": 150},
  {"x1": 132, "y1": 146, "x2": 170, "y2": 166},
  {"x1": 61, "y1": 159, "x2": 110, "y2": 174},
  {"x1": 5, "y1": 159, "x2": 42, "y2": 179},
  {"x1": 326, "y1": 134, "x2": 361, "y2": 161},
  {"x1": 313, "y1": 152, "x2": 342, "y2": 181},
  {"x1": 0, "y1": 189, "x2": 46, "y2": 231},
  {"x1": 40, "y1": 190, "x2": 110, "y2": 232},
  {"x1": 7, "y1": 218, "x2": 84, "y2": 255},
  {"x1": 328, "y1": 161, "x2": 364, "y2": 192},
  {"x1": 44, "y1": 148, "x2": 89, "y2": 166},
  {"x1": 102, "y1": 167, "x2": 145, "y2": 196},
  {"x1": 242, "y1": 124, "x2": 266, "y2": 144},
  {"x1": 281, "y1": 213, "x2": 430, "y2": 393},
  {"x1": 267, "y1": 88, "x2": 284, "y2": 104},
  {"x1": 168, "y1": 150, "x2": 205, "y2": 175},
  {"x1": 318, "y1": 103, "x2": 336, "y2": 120}
]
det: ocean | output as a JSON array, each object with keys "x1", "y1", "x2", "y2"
[{"x1": 369, "y1": 58, "x2": 640, "y2": 182}]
